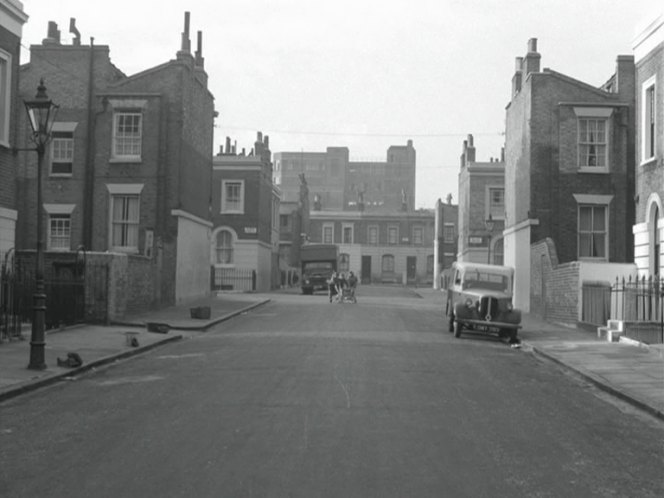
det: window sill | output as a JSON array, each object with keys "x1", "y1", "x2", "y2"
[
  {"x1": 49, "y1": 173, "x2": 73, "y2": 178},
  {"x1": 109, "y1": 157, "x2": 142, "y2": 164},
  {"x1": 639, "y1": 157, "x2": 658, "y2": 167},
  {"x1": 221, "y1": 211, "x2": 245, "y2": 215},
  {"x1": 578, "y1": 167, "x2": 609, "y2": 174},
  {"x1": 110, "y1": 246, "x2": 139, "y2": 254}
]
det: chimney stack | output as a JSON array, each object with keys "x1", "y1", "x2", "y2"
[
  {"x1": 523, "y1": 38, "x2": 541, "y2": 76},
  {"x1": 43, "y1": 21, "x2": 61, "y2": 45},
  {"x1": 69, "y1": 18, "x2": 81, "y2": 46},
  {"x1": 512, "y1": 56, "x2": 523, "y2": 96}
]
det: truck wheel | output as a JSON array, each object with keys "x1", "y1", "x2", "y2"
[
  {"x1": 454, "y1": 320, "x2": 463, "y2": 338},
  {"x1": 448, "y1": 312, "x2": 454, "y2": 333}
]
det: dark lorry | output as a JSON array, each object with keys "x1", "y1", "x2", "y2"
[{"x1": 300, "y1": 244, "x2": 339, "y2": 295}]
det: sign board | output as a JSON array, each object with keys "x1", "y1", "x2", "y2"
[{"x1": 244, "y1": 227, "x2": 257, "y2": 234}]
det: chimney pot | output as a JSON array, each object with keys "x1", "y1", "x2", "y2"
[{"x1": 528, "y1": 38, "x2": 537, "y2": 52}]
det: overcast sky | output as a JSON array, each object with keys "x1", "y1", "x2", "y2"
[{"x1": 20, "y1": 0, "x2": 663, "y2": 209}]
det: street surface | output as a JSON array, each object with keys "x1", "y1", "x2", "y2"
[{"x1": 1, "y1": 286, "x2": 663, "y2": 497}]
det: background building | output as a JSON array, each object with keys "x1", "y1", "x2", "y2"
[
  {"x1": 457, "y1": 135, "x2": 505, "y2": 265},
  {"x1": 212, "y1": 133, "x2": 279, "y2": 292},
  {"x1": 274, "y1": 140, "x2": 416, "y2": 213},
  {"x1": 309, "y1": 209, "x2": 436, "y2": 286}
]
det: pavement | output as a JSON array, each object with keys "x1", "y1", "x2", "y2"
[
  {"x1": 1, "y1": 287, "x2": 663, "y2": 423},
  {"x1": 0, "y1": 292, "x2": 270, "y2": 403}
]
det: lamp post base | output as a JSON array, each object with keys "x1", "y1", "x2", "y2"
[{"x1": 28, "y1": 341, "x2": 47, "y2": 370}]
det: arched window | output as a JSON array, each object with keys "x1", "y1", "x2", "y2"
[
  {"x1": 381, "y1": 254, "x2": 395, "y2": 273},
  {"x1": 216, "y1": 230, "x2": 234, "y2": 264},
  {"x1": 651, "y1": 203, "x2": 660, "y2": 276}
]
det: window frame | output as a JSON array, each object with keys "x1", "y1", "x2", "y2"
[
  {"x1": 322, "y1": 223, "x2": 334, "y2": 244},
  {"x1": 111, "y1": 111, "x2": 143, "y2": 161},
  {"x1": 50, "y1": 130, "x2": 75, "y2": 176},
  {"x1": 48, "y1": 214, "x2": 71, "y2": 251},
  {"x1": 342, "y1": 223, "x2": 354, "y2": 244},
  {"x1": 215, "y1": 228, "x2": 235, "y2": 265},
  {"x1": 443, "y1": 223, "x2": 456, "y2": 243},
  {"x1": 412, "y1": 226, "x2": 423, "y2": 245},
  {"x1": 221, "y1": 179, "x2": 245, "y2": 214},
  {"x1": 641, "y1": 75, "x2": 657, "y2": 164},
  {"x1": 573, "y1": 107, "x2": 613, "y2": 173},
  {"x1": 381, "y1": 254, "x2": 395, "y2": 273},
  {"x1": 368, "y1": 225, "x2": 378, "y2": 245},
  {"x1": 577, "y1": 118, "x2": 609, "y2": 171},
  {"x1": 387, "y1": 225, "x2": 399, "y2": 245},
  {"x1": 486, "y1": 186, "x2": 505, "y2": 220},
  {"x1": 107, "y1": 184, "x2": 143, "y2": 253},
  {"x1": 0, "y1": 48, "x2": 11, "y2": 147}
]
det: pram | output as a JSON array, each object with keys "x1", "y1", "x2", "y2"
[{"x1": 339, "y1": 286, "x2": 357, "y2": 304}]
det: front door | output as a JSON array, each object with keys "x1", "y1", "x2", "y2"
[
  {"x1": 407, "y1": 256, "x2": 417, "y2": 284},
  {"x1": 361, "y1": 255, "x2": 371, "y2": 284}
]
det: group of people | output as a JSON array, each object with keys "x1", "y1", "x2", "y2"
[{"x1": 328, "y1": 271, "x2": 358, "y2": 303}]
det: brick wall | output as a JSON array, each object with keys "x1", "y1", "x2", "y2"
[{"x1": 531, "y1": 238, "x2": 580, "y2": 325}]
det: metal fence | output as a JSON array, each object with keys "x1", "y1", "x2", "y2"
[
  {"x1": 1, "y1": 249, "x2": 110, "y2": 342},
  {"x1": 610, "y1": 275, "x2": 664, "y2": 322},
  {"x1": 212, "y1": 267, "x2": 256, "y2": 292}
]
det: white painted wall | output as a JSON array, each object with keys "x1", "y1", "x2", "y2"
[
  {"x1": 504, "y1": 221, "x2": 534, "y2": 312},
  {"x1": 578, "y1": 261, "x2": 638, "y2": 322},
  {"x1": 174, "y1": 212, "x2": 212, "y2": 303}
]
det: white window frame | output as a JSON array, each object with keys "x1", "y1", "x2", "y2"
[
  {"x1": 322, "y1": 223, "x2": 334, "y2": 244},
  {"x1": 387, "y1": 225, "x2": 399, "y2": 245},
  {"x1": 44, "y1": 204, "x2": 76, "y2": 251},
  {"x1": 342, "y1": 223, "x2": 354, "y2": 244},
  {"x1": 221, "y1": 179, "x2": 245, "y2": 214},
  {"x1": 641, "y1": 75, "x2": 657, "y2": 164},
  {"x1": 49, "y1": 123, "x2": 77, "y2": 176},
  {"x1": 107, "y1": 184, "x2": 143, "y2": 253},
  {"x1": 111, "y1": 111, "x2": 143, "y2": 161},
  {"x1": 486, "y1": 186, "x2": 505, "y2": 220},
  {"x1": 0, "y1": 48, "x2": 11, "y2": 147},
  {"x1": 573, "y1": 107, "x2": 612, "y2": 173},
  {"x1": 573, "y1": 194, "x2": 613, "y2": 261},
  {"x1": 368, "y1": 225, "x2": 378, "y2": 245},
  {"x1": 214, "y1": 228, "x2": 235, "y2": 266},
  {"x1": 381, "y1": 254, "x2": 395, "y2": 273},
  {"x1": 443, "y1": 223, "x2": 455, "y2": 243},
  {"x1": 412, "y1": 226, "x2": 423, "y2": 245}
]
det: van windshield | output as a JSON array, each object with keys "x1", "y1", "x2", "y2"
[{"x1": 461, "y1": 270, "x2": 511, "y2": 293}]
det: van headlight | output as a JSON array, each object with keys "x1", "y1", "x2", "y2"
[
  {"x1": 465, "y1": 298, "x2": 473, "y2": 308},
  {"x1": 507, "y1": 302, "x2": 513, "y2": 311}
]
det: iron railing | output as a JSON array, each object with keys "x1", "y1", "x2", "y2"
[{"x1": 212, "y1": 267, "x2": 256, "y2": 292}]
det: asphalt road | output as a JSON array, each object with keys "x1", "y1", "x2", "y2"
[{"x1": 1, "y1": 286, "x2": 663, "y2": 498}]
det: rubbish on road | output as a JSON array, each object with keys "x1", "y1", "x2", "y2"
[
  {"x1": 190, "y1": 306, "x2": 211, "y2": 319},
  {"x1": 57, "y1": 352, "x2": 83, "y2": 368},
  {"x1": 146, "y1": 322, "x2": 170, "y2": 333},
  {"x1": 124, "y1": 331, "x2": 140, "y2": 347}
]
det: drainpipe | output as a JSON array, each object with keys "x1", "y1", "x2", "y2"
[{"x1": 83, "y1": 37, "x2": 96, "y2": 249}]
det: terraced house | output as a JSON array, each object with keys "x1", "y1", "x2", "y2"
[{"x1": 15, "y1": 12, "x2": 215, "y2": 317}]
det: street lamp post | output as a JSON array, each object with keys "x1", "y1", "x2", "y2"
[
  {"x1": 485, "y1": 213, "x2": 495, "y2": 265},
  {"x1": 23, "y1": 79, "x2": 59, "y2": 370}
]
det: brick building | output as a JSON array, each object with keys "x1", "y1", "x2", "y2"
[
  {"x1": 278, "y1": 173, "x2": 309, "y2": 286},
  {"x1": 632, "y1": 12, "x2": 663, "y2": 278},
  {"x1": 457, "y1": 134, "x2": 505, "y2": 265},
  {"x1": 308, "y1": 209, "x2": 437, "y2": 285},
  {"x1": 0, "y1": 0, "x2": 27, "y2": 260},
  {"x1": 504, "y1": 38, "x2": 636, "y2": 310},
  {"x1": 274, "y1": 140, "x2": 416, "y2": 213},
  {"x1": 211, "y1": 133, "x2": 280, "y2": 292},
  {"x1": 16, "y1": 13, "x2": 215, "y2": 308}
]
